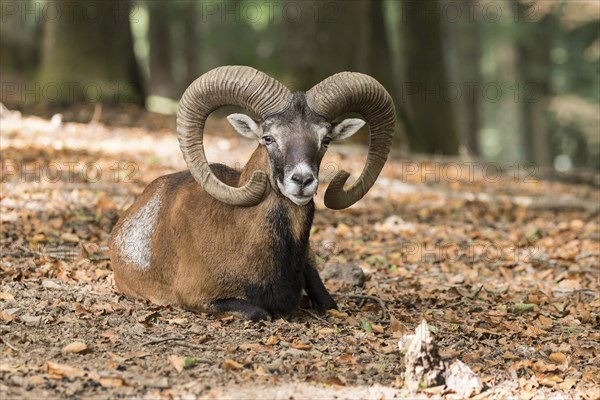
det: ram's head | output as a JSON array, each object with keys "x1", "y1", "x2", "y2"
[
  {"x1": 177, "y1": 66, "x2": 395, "y2": 209},
  {"x1": 226, "y1": 95, "x2": 365, "y2": 205}
]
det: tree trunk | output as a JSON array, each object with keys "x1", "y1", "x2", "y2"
[
  {"x1": 279, "y1": 1, "x2": 358, "y2": 90},
  {"x1": 184, "y1": 2, "x2": 200, "y2": 87},
  {"x1": 0, "y1": 0, "x2": 41, "y2": 75},
  {"x1": 483, "y1": 35, "x2": 525, "y2": 163},
  {"x1": 450, "y1": 11, "x2": 482, "y2": 155},
  {"x1": 148, "y1": 2, "x2": 174, "y2": 98},
  {"x1": 39, "y1": 0, "x2": 144, "y2": 105},
  {"x1": 516, "y1": 1, "x2": 554, "y2": 167},
  {"x1": 400, "y1": 1, "x2": 460, "y2": 154}
]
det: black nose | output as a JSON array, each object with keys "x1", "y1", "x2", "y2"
[{"x1": 291, "y1": 173, "x2": 315, "y2": 187}]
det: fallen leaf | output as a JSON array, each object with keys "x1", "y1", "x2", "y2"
[
  {"x1": 29, "y1": 376, "x2": 45, "y2": 385},
  {"x1": 167, "y1": 317, "x2": 187, "y2": 326},
  {"x1": 61, "y1": 232, "x2": 79, "y2": 243},
  {"x1": 41, "y1": 279, "x2": 62, "y2": 290},
  {"x1": 513, "y1": 303, "x2": 535, "y2": 314},
  {"x1": 548, "y1": 352, "x2": 567, "y2": 364},
  {"x1": 183, "y1": 357, "x2": 197, "y2": 369},
  {"x1": 335, "y1": 223, "x2": 352, "y2": 236},
  {"x1": 539, "y1": 375, "x2": 563, "y2": 386},
  {"x1": 439, "y1": 348, "x2": 461, "y2": 358},
  {"x1": 502, "y1": 351, "x2": 519, "y2": 359},
  {"x1": 99, "y1": 377, "x2": 125, "y2": 387},
  {"x1": 239, "y1": 343, "x2": 260, "y2": 351},
  {"x1": 390, "y1": 314, "x2": 404, "y2": 333},
  {"x1": 321, "y1": 375, "x2": 345, "y2": 386},
  {"x1": 168, "y1": 355, "x2": 185, "y2": 373},
  {"x1": 338, "y1": 354, "x2": 356, "y2": 364},
  {"x1": 360, "y1": 319, "x2": 373, "y2": 333},
  {"x1": 31, "y1": 233, "x2": 46, "y2": 243},
  {"x1": 553, "y1": 279, "x2": 581, "y2": 295},
  {"x1": 445, "y1": 359, "x2": 482, "y2": 397},
  {"x1": 292, "y1": 341, "x2": 312, "y2": 350},
  {"x1": 533, "y1": 360, "x2": 559, "y2": 373},
  {"x1": 559, "y1": 378, "x2": 577, "y2": 391},
  {"x1": 0, "y1": 313, "x2": 13, "y2": 322},
  {"x1": 107, "y1": 352, "x2": 127, "y2": 363},
  {"x1": 265, "y1": 335, "x2": 280, "y2": 346},
  {"x1": 327, "y1": 309, "x2": 348, "y2": 319},
  {"x1": 81, "y1": 242, "x2": 100, "y2": 256},
  {"x1": 62, "y1": 341, "x2": 88, "y2": 353},
  {"x1": 0, "y1": 292, "x2": 15, "y2": 302},
  {"x1": 74, "y1": 304, "x2": 88, "y2": 316},
  {"x1": 141, "y1": 376, "x2": 169, "y2": 388},
  {"x1": 422, "y1": 385, "x2": 445, "y2": 395},
  {"x1": 536, "y1": 315, "x2": 553, "y2": 330},
  {"x1": 521, "y1": 324, "x2": 547, "y2": 337},
  {"x1": 46, "y1": 362, "x2": 85, "y2": 379},
  {"x1": 91, "y1": 303, "x2": 114, "y2": 315},
  {"x1": 20, "y1": 315, "x2": 41, "y2": 326},
  {"x1": 221, "y1": 358, "x2": 243, "y2": 370},
  {"x1": 137, "y1": 311, "x2": 159, "y2": 323}
]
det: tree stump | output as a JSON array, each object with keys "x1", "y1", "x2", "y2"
[
  {"x1": 401, "y1": 320, "x2": 482, "y2": 397},
  {"x1": 403, "y1": 320, "x2": 446, "y2": 391}
]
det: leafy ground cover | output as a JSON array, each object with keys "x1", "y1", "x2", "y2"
[{"x1": 1, "y1": 107, "x2": 598, "y2": 399}]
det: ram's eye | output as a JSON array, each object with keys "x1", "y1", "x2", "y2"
[
  {"x1": 262, "y1": 136, "x2": 274, "y2": 145},
  {"x1": 322, "y1": 137, "x2": 332, "y2": 148}
]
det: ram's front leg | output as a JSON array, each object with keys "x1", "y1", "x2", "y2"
[
  {"x1": 303, "y1": 252, "x2": 337, "y2": 313},
  {"x1": 210, "y1": 298, "x2": 271, "y2": 322}
]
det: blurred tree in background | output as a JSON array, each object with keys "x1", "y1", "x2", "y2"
[
  {"x1": 1, "y1": 0, "x2": 598, "y2": 170},
  {"x1": 40, "y1": 1, "x2": 144, "y2": 104}
]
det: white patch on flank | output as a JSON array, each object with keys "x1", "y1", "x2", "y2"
[{"x1": 115, "y1": 182, "x2": 165, "y2": 270}]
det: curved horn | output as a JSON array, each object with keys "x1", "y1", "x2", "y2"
[
  {"x1": 306, "y1": 72, "x2": 395, "y2": 210},
  {"x1": 177, "y1": 66, "x2": 292, "y2": 206}
]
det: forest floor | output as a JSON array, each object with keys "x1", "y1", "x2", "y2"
[{"x1": 1, "y1": 105, "x2": 599, "y2": 399}]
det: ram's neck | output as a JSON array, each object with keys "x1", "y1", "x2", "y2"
[
  {"x1": 238, "y1": 145, "x2": 270, "y2": 188},
  {"x1": 239, "y1": 144, "x2": 314, "y2": 245}
]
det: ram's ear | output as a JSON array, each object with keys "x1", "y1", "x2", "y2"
[
  {"x1": 227, "y1": 113, "x2": 262, "y2": 139},
  {"x1": 331, "y1": 118, "x2": 366, "y2": 141}
]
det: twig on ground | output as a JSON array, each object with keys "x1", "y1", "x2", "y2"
[
  {"x1": 173, "y1": 342, "x2": 206, "y2": 350},
  {"x1": 142, "y1": 334, "x2": 206, "y2": 350},
  {"x1": 332, "y1": 292, "x2": 388, "y2": 320},
  {"x1": 575, "y1": 252, "x2": 600, "y2": 260},
  {"x1": 302, "y1": 309, "x2": 331, "y2": 326},
  {"x1": 1, "y1": 337, "x2": 19, "y2": 352},
  {"x1": 142, "y1": 335, "x2": 186, "y2": 346}
]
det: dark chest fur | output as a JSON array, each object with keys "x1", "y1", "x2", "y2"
[{"x1": 244, "y1": 201, "x2": 314, "y2": 316}]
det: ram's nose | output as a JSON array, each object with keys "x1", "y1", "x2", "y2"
[{"x1": 291, "y1": 172, "x2": 315, "y2": 188}]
